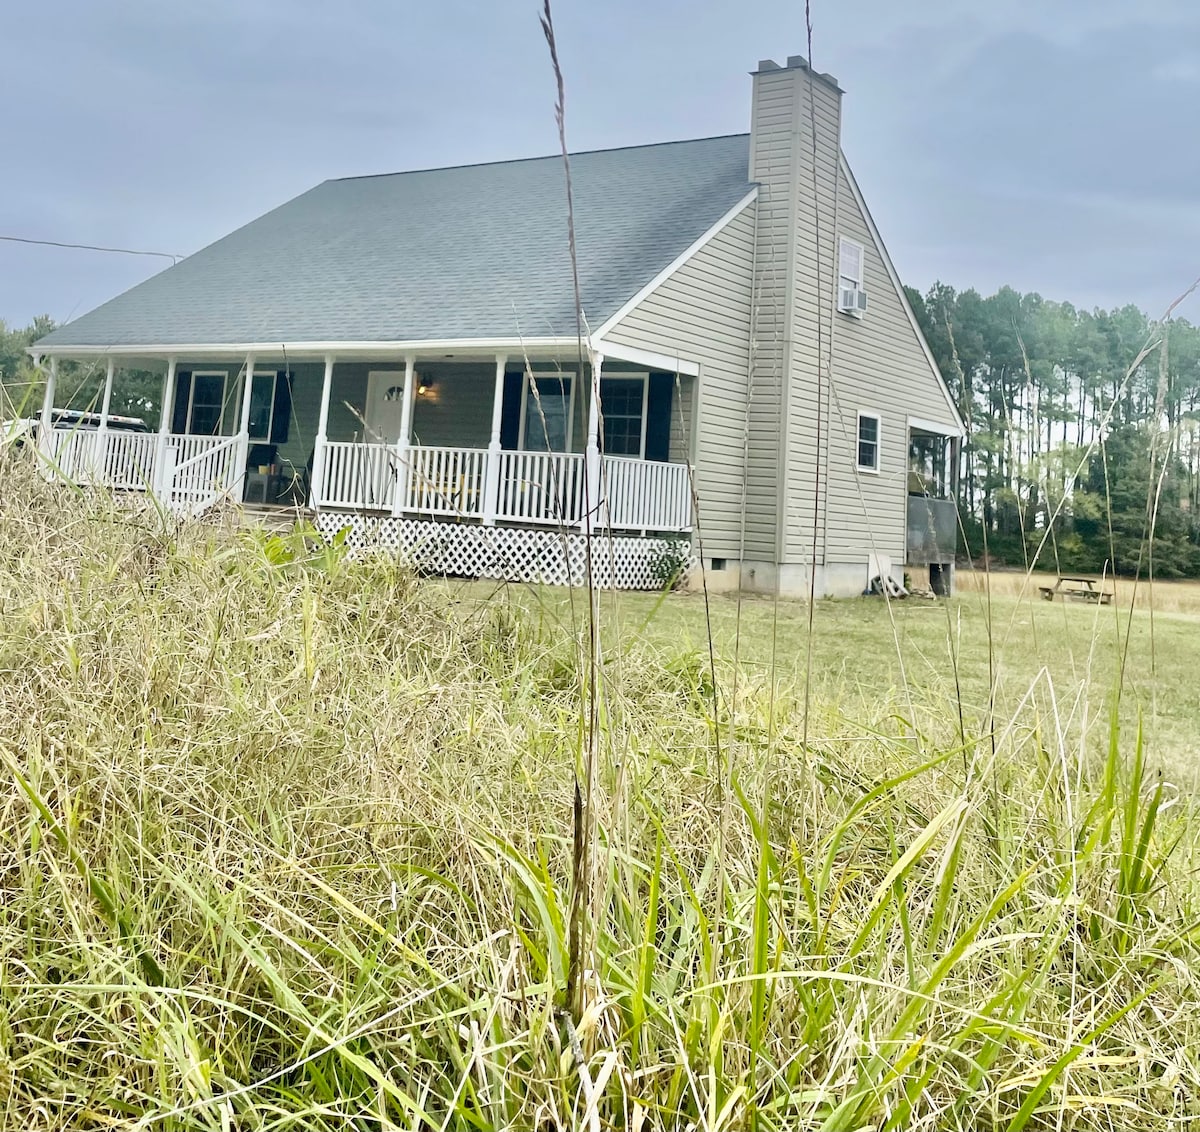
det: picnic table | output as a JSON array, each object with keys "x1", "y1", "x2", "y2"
[{"x1": 1038, "y1": 576, "x2": 1114, "y2": 605}]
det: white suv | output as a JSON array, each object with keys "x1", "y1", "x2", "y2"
[{"x1": 3, "y1": 410, "x2": 150, "y2": 446}]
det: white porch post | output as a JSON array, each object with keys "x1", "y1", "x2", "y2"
[
  {"x1": 391, "y1": 355, "x2": 417, "y2": 517},
  {"x1": 98, "y1": 358, "x2": 115, "y2": 427},
  {"x1": 582, "y1": 351, "x2": 604, "y2": 532},
  {"x1": 482, "y1": 353, "x2": 507, "y2": 525},
  {"x1": 38, "y1": 356, "x2": 56, "y2": 463},
  {"x1": 236, "y1": 354, "x2": 256, "y2": 503},
  {"x1": 96, "y1": 357, "x2": 115, "y2": 483},
  {"x1": 311, "y1": 354, "x2": 334, "y2": 509},
  {"x1": 155, "y1": 358, "x2": 177, "y2": 498}
]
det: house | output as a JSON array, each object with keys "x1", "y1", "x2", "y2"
[{"x1": 30, "y1": 55, "x2": 964, "y2": 597}]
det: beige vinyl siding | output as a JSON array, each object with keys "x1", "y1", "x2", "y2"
[
  {"x1": 747, "y1": 69, "x2": 796, "y2": 562},
  {"x1": 602, "y1": 200, "x2": 757, "y2": 557},
  {"x1": 778, "y1": 72, "x2": 841, "y2": 567},
  {"x1": 748, "y1": 65, "x2": 845, "y2": 568},
  {"x1": 823, "y1": 159, "x2": 961, "y2": 564}
]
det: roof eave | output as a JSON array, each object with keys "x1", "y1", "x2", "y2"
[{"x1": 28, "y1": 336, "x2": 583, "y2": 360}]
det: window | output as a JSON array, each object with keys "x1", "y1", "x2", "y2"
[
  {"x1": 857, "y1": 412, "x2": 880, "y2": 472},
  {"x1": 599, "y1": 376, "x2": 647, "y2": 456},
  {"x1": 247, "y1": 371, "x2": 277, "y2": 442},
  {"x1": 187, "y1": 371, "x2": 229, "y2": 435},
  {"x1": 839, "y1": 237, "x2": 864, "y2": 292},
  {"x1": 520, "y1": 373, "x2": 575, "y2": 452}
]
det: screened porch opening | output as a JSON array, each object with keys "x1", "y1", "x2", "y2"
[{"x1": 906, "y1": 425, "x2": 957, "y2": 567}]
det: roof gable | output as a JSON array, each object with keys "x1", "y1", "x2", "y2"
[
  {"x1": 38, "y1": 135, "x2": 754, "y2": 349},
  {"x1": 838, "y1": 156, "x2": 965, "y2": 433}
]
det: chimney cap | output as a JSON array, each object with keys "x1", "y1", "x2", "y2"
[
  {"x1": 753, "y1": 54, "x2": 843, "y2": 91},
  {"x1": 752, "y1": 55, "x2": 844, "y2": 92}
]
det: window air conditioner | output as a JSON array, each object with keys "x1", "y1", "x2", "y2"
[{"x1": 839, "y1": 286, "x2": 868, "y2": 317}]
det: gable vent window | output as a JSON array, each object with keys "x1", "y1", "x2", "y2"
[
  {"x1": 857, "y1": 411, "x2": 881, "y2": 473},
  {"x1": 838, "y1": 237, "x2": 868, "y2": 317}
]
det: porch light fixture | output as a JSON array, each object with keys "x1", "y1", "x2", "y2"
[{"x1": 417, "y1": 376, "x2": 433, "y2": 396}]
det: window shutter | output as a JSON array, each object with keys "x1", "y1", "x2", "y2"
[
  {"x1": 271, "y1": 370, "x2": 292, "y2": 445},
  {"x1": 171, "y1": 372, "x2": 192, "y2": 434},
  {"x1": 839, "y1": 238, "x2": 863, "y2": 287},
  {"x1": 500, "y1": 372, "x2": 524, "y2": 450},
  {"x1": 644, "y1": 373, "x2": 674, "y2": 463}
]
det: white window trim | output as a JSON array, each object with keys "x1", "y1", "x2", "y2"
[
  {"x1": 247, "y1": 369, "x2": 278, "y2": 443},
  {"x1": 518, "y1": 371, "x2": 576, "y2": 452},
  {"x1": 906, "y1": 415, "x2": 960, "y2": 437},
  {"x1": 599, "y1": 372, "x2": 649, "y2": 459},
  {"x1": 186, "y1": 370, "x2": 230, "y2": 435},
  {"x1": 856, "y1": 410, "x2": 881, "y2": 474},
  {"x1": 838, "y1": 237, "x2": 865, "y2": 290}
]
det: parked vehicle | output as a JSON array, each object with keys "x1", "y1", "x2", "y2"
[{"x1": 2, "y1": 410, "x2": 150, "y2": 447}]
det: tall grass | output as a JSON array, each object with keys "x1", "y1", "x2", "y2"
[{"x1": 0, "y1": 459, "x2": 1198, "y2": 1129}]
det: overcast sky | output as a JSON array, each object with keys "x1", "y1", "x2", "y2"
[{"x1": 4, "y1": 0, "x2": 1199, "y2": 330}]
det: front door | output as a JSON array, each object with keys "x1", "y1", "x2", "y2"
[{"x1": 365, "y1": 371, "x2": 407, "y2": 445}]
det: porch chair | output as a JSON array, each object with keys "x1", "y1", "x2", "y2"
[
  {"x1": 272, "y1": 448, "x2": 313, "y2": 508},
  {"x1": 244, "y1": 444, "x2": 280, "y2": 504}
]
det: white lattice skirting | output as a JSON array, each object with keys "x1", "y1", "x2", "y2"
[{"x1": 313, "y1": 514, "x2": 696, "y2": 590}]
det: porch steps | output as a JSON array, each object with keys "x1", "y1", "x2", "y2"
[{"x1": 239, "y1": 502, "x2": 316, "y2": 534}]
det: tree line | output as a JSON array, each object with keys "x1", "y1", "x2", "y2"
[
  {"x1": 0, "y1": 317, "x2": 160, "y2": 423},
  {"x1": 907, "y1": 284, "x2": 1200, "y2": 577}
]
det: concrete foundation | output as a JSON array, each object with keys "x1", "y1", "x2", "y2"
[{"x1": 690, "y1": 558, "x2": 953, "y2": 598}]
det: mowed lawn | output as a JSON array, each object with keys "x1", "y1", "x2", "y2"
[{"x1": 445, "y1": 570, "x2": 1200, "y2": 784}]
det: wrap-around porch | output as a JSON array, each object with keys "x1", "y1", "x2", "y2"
[{"x1": 35, "y1": 350, "x2": 695, "y2": 533}]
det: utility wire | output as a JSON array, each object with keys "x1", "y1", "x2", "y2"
[{"x1": 0, "y1": 234, "x2": 181, "y2": 262}]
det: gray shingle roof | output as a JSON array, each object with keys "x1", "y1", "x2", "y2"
[{"x1": 38, "y1": 134, "x2": 753, "y2": 349}]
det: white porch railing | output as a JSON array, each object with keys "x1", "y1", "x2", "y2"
[
  {"x1": 317, "y1": 441, "x2": 397, "y2": 511},
  {"x1": 102, "y1": 431, "x2": 160, "y2": 491},
  {"x1": 39, "y1": 428, "x2": 696, "y2": 532},
  {"x1": 405, "y1": 445, "x2": 487, "y2": 517},
  {"x1": 45, "y1": 428, "x2": 159, "y2": 491},
  {"x1": 44, "y1": 428, "x2": 101, "y2": 483},
  {"x1": 495, "y1": 450, "x2": 587, "y2": 525},
  {"x1": 164, "y1": 434, "x2": 242, "y2": 515},
  {"x1": 602, "y1": 455, "x2": 692, "y2": 532},
  {"x1": 41, "y1": 428, "x2": 242, "y2": 516},
  {"x1": 313, "y1": 442, "x2": 691, "y2": 531}
]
